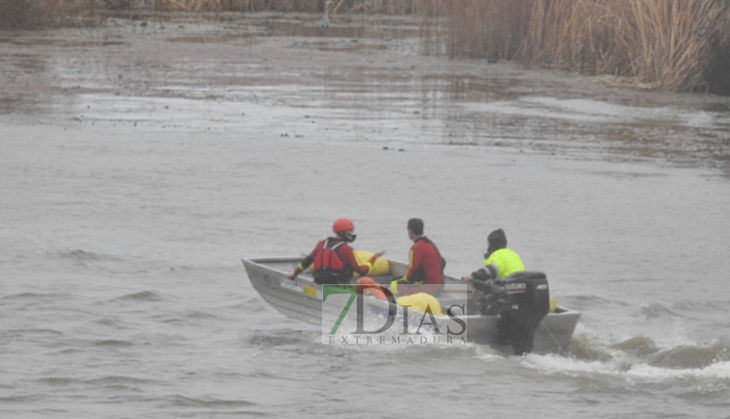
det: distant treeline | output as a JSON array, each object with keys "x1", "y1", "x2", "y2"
[{"x1": 2, "y1": 0, "x2": 729, "y2": 95}]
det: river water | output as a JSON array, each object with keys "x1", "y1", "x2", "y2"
[{"x1": 1, "y1": 12, "x2": 730, "y2": 419}]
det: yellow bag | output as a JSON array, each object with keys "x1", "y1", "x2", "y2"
[
  {"x1": 354, "y1": 250, "x2": 390, "y2": 277},
  {"x1": 396, "y1": 293, "x2": 443, "y2": 317}
]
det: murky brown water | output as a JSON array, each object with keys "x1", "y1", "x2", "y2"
[{"x1": 2, "y1": 11, "x2": 730, "y2": 419}]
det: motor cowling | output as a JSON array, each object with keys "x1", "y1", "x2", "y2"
[{"x1": 480, "y1": 271, "x2": 550, "y2": 355}]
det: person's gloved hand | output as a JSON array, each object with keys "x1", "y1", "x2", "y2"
[{"x1": 471, "y1": 279, "x2": 492, "y2": 293}]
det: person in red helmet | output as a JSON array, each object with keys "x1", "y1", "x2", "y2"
[{"x1": 287, "y1": 218, "x2": 385, "y2": 285}]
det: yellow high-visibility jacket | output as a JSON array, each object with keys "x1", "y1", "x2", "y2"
[{"x1": 483, "y1": 248, "x2": 524, "y2": 278}]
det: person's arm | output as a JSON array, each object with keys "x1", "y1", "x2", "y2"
[
  {"x1": 341, "y1": 246, "x2": 379, "y2": 276},
  {"x1": 465, "y1": 262, "x2": 499, "y2": 293},
  {"x1": 287, "y1": 241, "x2": 322, "y2": 279},
  {"x1": 471, "y1": 264, "x2": 497, "y2": 282},
  {"x1": 482, "y1": 254, "x2": 505, "y2": 277}
]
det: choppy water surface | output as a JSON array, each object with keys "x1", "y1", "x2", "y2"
[{"x1": 1, "y1": 12, "x2": 730, "y2": 419}]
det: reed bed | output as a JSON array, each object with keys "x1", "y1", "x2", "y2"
[
  {"x1": 433, "y1": 0, "x2": 730, "y2": 93},
  {"x1": 523, "y1": 0, "x2": 730, "y2": 92},
  {"x1": 415, "y1": 0, "x2": 534, "y2": 60}
]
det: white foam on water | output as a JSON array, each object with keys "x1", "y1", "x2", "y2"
[
  {"x1": 521, "y1": 349, "x2": 730, "y2": 385},
  {"x1": 521, "y1": 353, "x2": 621, "y2": 376},
  {"x1": 626, "y1": 360, "x2": 730, "y2": 382}
]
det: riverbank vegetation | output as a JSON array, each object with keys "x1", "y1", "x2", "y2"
[
  {"x1": 422, "y1": 0, "x2": 730, "y2": 94},
  {"x1": 2, "y1": 0, "x2": 729, "y2": 94}
]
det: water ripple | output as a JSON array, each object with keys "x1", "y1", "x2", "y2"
[
  {"x1": 634, "y1": 302, "x2": 679, "y2": 320},
  {"x1": 5, "y1": 328, "x2": 64, "y2": 336},
  {"x1": 94, "y1": 339, "x2": 134, "y2": 347},
  {"x1": 88, "y1": 375, "x2": 157, "y2": 386},
  {"x1": 0, "y1": 292, "x2": 70, "y2": 301},
  {"x1": 111, "y1": 291, "x2": 164, "y2": 302},
  {"x1": 248, "y1": 330, "x2": 312, "y2": 347},
  {"x1": 612, "y1": 335, "x2": 660, "y2": 357},
  {"x1": 165, "y1": 395, "x2": 257, "y2": 408}
]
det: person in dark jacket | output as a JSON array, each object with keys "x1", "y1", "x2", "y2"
[{"x1": 288, "y1": 218, "x2": 384, "y2": 285}]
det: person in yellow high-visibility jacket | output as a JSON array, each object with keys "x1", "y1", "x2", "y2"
[
  {"x1": 462, "y1": 229, "x2": 555, "y2": 356},
  {"x1": 462, "y1": 228, "x2": 524, "y2": 284}
]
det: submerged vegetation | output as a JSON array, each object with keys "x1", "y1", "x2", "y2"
[{"x1": 2, "y1": 0, "x2": 729, "y2": 94}]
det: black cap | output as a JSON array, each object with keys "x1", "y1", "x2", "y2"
[
  {"x1": 487, "y1": 228, "x2": 507, "y2": 249},
  {"x1": 407, "y1": 218, "x2": 424, "y2": 235}
]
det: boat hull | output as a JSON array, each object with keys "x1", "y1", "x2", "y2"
[{"x1": 242, "y1": 257, "x2": 580, "y2": 354}]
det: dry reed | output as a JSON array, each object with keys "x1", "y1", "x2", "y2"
[
  {"x1": 434, "y1": 0, "x2": 534, "y2": 60},
  {"x1": 522, "y1": 0, "x2": 730, "y2": 92},
  {"x1": 431, "y1": 0, "x2": 730, "y2": 93}
]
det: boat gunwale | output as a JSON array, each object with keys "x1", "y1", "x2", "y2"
[{"x1": 242, "y1": 257, "x2": 581, "y2": 318}]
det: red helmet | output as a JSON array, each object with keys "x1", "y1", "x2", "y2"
[{"x1": 332, "y1": 218, "x2": 355, "y2": 234}]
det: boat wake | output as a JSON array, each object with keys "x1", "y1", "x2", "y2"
[{"x1": 521, "y1": 334, "x2": 730, "y2": 386}]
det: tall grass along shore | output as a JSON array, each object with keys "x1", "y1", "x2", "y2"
[
  {"x1": 421, "y1": 0, "x2": 730, "y2": 94},
  {"x1": 2, "y1": 0, "x2": 729, "y2": 94}
]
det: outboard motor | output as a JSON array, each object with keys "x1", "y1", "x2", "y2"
[{"x1": 478, "y1": 271, "x2": 550, "y2": 355}]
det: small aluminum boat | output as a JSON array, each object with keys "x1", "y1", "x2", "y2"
[{"x1": 242, "y1": 257, "x2": 580, "y2": 354}]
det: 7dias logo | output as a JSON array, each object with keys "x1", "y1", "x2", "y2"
[{"x1": 321, "y1": 283, "x2": 468, "y2": 345}]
